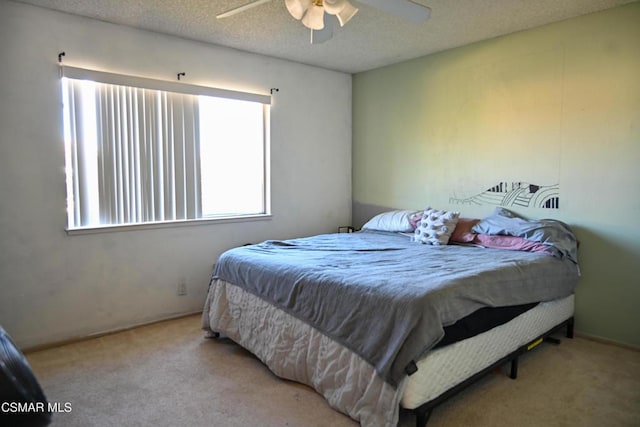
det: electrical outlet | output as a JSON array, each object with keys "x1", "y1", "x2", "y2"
[{"x1": 177, "y1": 282, "x2": 187, "y2": 296}]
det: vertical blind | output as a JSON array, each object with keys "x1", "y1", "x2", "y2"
[
  {"x1": 61, "y1": 66, "x2": 270, "y2": 229},
  {"x1": 96, "y1": 84, "x2": 201, "y2": 225}
]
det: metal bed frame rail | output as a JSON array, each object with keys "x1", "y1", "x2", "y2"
[{"x1": 411, "y1": 317, "x2": 575, "y2": 427}]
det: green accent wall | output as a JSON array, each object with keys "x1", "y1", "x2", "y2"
[{"x1": 353, "y1": 3, "x2": 640, "y2": 346}]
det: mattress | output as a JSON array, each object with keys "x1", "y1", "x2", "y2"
[{"x1": 401, "y1": 294, "x2": 574, "y2": 409}]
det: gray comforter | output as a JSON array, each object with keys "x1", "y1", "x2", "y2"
[{"x1": 212, "y1": 230, "x2": 579, "y2": 387}]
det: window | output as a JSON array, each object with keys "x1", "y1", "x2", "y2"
[{"x1": 61, "y1": 66, "x2": 270, "y2": 231}]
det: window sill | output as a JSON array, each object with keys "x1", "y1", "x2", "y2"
[{"x1": 65, "y1": 213, "x2": 272, "y2": 236}]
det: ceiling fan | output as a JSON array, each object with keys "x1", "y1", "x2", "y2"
[{"x1": 217, "y1": 0, "x2": 431, "y2": 44}]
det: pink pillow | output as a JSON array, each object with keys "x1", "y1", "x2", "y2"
[
  {"x1": 450, "y1": 218, "x2": 480, "y2": 243},
  {"x1": 473, "y1": 234, "x2": 551, "y2": 254}
]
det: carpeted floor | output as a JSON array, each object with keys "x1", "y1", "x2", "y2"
[{"x1": 26, "y1": 314, "x2": 640, "y2": 427}]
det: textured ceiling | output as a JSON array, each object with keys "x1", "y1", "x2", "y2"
[{"x1": 12, "y1": 0, "x2": 636, "y2": 73}]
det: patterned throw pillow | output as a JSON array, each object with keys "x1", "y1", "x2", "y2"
[{"x1": 413, "y1": 207, "x2": 460, "y2": 245}]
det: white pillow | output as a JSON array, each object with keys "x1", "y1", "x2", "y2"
[
  {"x1": 413, "y1": 207, "x2": 460, "y2": 245},
  {"x1": 362, "y1": 210, "x2": 420, "y2": 233}
]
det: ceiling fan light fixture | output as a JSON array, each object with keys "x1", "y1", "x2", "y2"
[
  {"x1": 285, "y1": 0, "x2": 312, "y2": 20},
  {"x1": 322, "y1": 0, "x2": 345, "y2": 15},
  {"x1": 323, "y1": 0, "x2": 358, "y2": 27},
  {"x1": 335, "y1": 1, "x2": 358, "y2": 27},
  {"x1": 301, "y1": 4, "x2": 325, "y2": 30}
]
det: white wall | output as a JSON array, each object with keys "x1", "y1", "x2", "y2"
[{"x1": 0, "y1": 1, "x2": 352, "y2": 349}]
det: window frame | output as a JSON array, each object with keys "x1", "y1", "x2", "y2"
[{"x1": 60, "y1": 66, "x2": 271, "y2": 235}]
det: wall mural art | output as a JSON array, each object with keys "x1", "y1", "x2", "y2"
[{"x1": 450, "y1": 182, "x2": 560, "y2": 209}]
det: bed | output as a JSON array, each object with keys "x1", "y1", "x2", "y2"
[{"x1": 201, "y1": 207, "x2": 580, "y2": 426}]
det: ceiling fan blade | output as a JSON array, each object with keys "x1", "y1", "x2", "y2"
[
  {"x1": 217, "y1": 0, "x2": 273, "y2": 19},
  {"x1": 357, "y1": 0, "x2": 431, "y2": 24},
  {"x1": 310, "y1": 14, "x2": 334, "y2": 44}
]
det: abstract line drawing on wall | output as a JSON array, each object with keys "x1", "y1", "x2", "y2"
[{"x1": 450, "y1": 182, "x2": 560, "y2": 209}]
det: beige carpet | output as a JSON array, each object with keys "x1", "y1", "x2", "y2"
[{"x1": 26, "y1": 314, "x2": 640, "y2": 427}]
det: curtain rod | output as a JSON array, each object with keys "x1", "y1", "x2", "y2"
[{"x1": 59, "y1": 64, "x2": 272, "y2": 105}]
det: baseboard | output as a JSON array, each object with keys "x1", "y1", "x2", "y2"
[
  {"x1": 575, "y1": 331, "x2": 640, "y2": 352},
  {"x1": 22, "y1": 315, "x2": 639, "y2": 355},
  {"x1": 22, "y1": 310, "x2": 203, "y2": 354}
]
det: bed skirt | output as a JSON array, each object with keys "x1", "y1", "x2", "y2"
[{"x1": 202, "y1": 278, "x2": 406, "y2": 427}]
